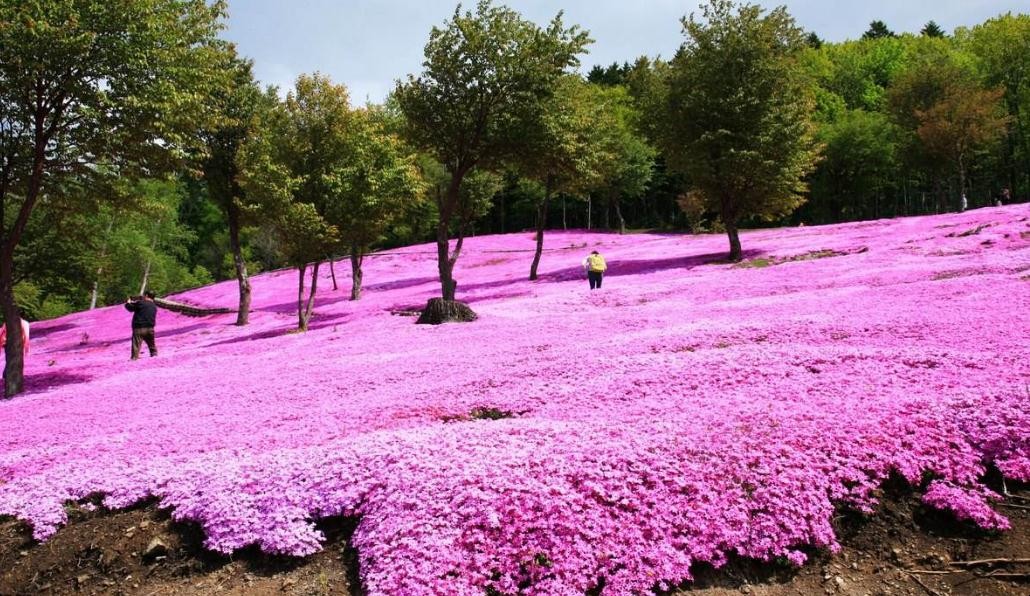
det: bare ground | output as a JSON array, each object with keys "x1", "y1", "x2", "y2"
[{"x1": 1, "y1": 478, "x2": 1026, "y2": 596}]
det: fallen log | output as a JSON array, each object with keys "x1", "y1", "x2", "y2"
[{"x1": 152, "y1": 297, "x2": 234, "y2": 317}]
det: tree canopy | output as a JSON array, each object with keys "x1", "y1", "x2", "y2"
[{"x1": 665, "y1": 0, "x2": 820, "y2": 260}]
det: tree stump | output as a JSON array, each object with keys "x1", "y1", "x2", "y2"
[{"x1": 416, "y1": 298, "x2": 478, "y2": 325}]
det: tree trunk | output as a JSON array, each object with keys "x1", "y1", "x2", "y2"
[
  {"x1": 89, "y1": 219, "x2": 114, "y2": 310},
  {"x1": 437, "y1": 174, "x2": 464, "y2": 301},
  {"x1": 611, "y1": 191, "x2": 626, "y2": 235},
  {"x1": 138, "y1": 219, "x2": 162, "y2": 296},
  {"x1": 297, "y1": 261, "x2": 320, "y2": 331},
  {"x1": 89, "y1": 277, "x2": 101, "y2": 310},
  {"x1": 725, "y1": 223, "x2": 742, "y2": 262},
  {"x1": 1, "y1": 105, "x2": 50, "y2": 397},
  {"x1": 958, "y1": 150, "x2": 967, "y2": 212},
  {"x1": 139, "y1": 259, "x2": 153, "y2": 296},
  {"x1": 349, "y1": 246, "x2": 363, "y2": 301},
  {"x1": 561, "y1": 195, "x2": 567, "y2": 230},
  {"x1": 587, "y1": 195, "x2": 592, "y2": 230},
  {"x1": 303, "y1": 261, "x2": 319, "y2": 329},
  {"x1": 529, "y1": 181, "x2": 551, "y2": 281},
  {"x1": 296, "y1": 264, "x2": 307, "y2": 331},
  {"x1": 329, "y1": 258, "x2": 338, "y2": 291},
  {"x1": 227, "y1": 206, "x2": 251, "y2": 325},
  {"x1": 1, "y1": 266, "x2": 24, "y2": 398}
]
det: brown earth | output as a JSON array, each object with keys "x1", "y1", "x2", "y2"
[{"x1": 0, "y1": 478, "x2": 1026, "y2": 596}]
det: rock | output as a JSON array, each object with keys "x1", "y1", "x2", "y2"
[
  {"x1": 416, "y1": 298, "x2": 477, "y2": 325},
  {"x1": 833, "y1": 576, "x2": 845, "y2": 591},
  {"x1": 143, "y1": 537, "x2": 169, "y2": 560},
  {"x1": 740, "y1": 585, "x2": 751, "y2": 594},
  {"x1": 76, "y1": 574, "x2": 90, "y2": 585},
  {"x1": 139, "y1": 520, "x2": 151, "y2": 529}
]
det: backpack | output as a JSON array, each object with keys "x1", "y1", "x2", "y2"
[{"x1": 587, "y1": 254, "x2": 607, "y2": 272}]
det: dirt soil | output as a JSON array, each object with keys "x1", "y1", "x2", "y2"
[{"x1": 1, "y1": 479, "x2": 1026, "y2": 596}]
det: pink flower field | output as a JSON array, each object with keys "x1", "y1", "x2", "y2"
[{"x1": 1, "y1": 206, "x2": 1028, "y2": 594}]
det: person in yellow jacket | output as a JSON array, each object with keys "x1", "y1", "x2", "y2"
[{"x1": 581, "y1": 250, "x2": 607, "y2": 290}]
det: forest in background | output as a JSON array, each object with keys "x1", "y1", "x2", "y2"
[{"x1": 6, "y1": 7, "x2": 1029, "y2": 322}]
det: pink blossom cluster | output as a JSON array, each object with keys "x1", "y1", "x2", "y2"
[{"x1": 0, "y1": 206, "x2": 1028, "y2": 594}]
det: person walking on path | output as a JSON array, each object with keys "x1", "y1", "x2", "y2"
[
  {"x1": 125, "y1": 291, "x2": 158, "y2": 360},
  {"x1": 582, "y1": 250, "x2": 608, "y2": 290}
]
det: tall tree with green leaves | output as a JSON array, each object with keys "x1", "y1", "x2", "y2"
[
  {"x1": 665, "y1": 0, "x2": 820, "y2": 261},
  {"x1": 0, "y1": 0, "x2": 228, "y2": 396},
  {"x1": 863, "y1": 20, "x2": 896, "y2": 40},
  {"x1": 522, "y1": 76, "x2": 606, "y2": 281},
  {"x1": 967, "y1": 14, "x2": 1030, "y2": 198},
  {"x1": 395, "y1": 0, "x2": 590, "y2": 302},
  {"x1": 239, "y1": 75, "x2": 350, "y2": 332},
  {"x1": 325, "y1": 108, "x2": 423, "y2": 300},
  {"x1": 809, "y1": 109, "x2": 899, "y2": 221},
  {"x1": 921, "y1": 21, "x2": 946, "y2": 38},
  {"x1": 890, "y1": 49, "x2": 1011, "y2": 209},
  {"x1": 590, "y1": 84, "x2": 656, "y2": 235},
  {"x1": 199, "y1": 54, "x2": 268, "y2": 325}
]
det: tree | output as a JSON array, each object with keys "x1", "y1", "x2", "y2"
[
  {"x1": 915, "y1": 87, "x2": 1010, "y2": 204},
  {"x1": 967, "y1": 14, "x2": 1030, "y2": 199},
  {"x1": 325, "y1": 108, "x2": 423, "y2": 300},
  {"x1": 890, "y1": 49, "x2": 1011, "y2": 209},
  {"x1": 586, "y1": 62, "x2": 631, "y2": 86},
  {"x1": 665, "y1": 0, "x2": 820, "y2": 260},
  {"x1": 921, "y1": 21, "x2": 946, "y2": 38},
  {"x1": 395, "y1": 0, "x2": 590, "y2": 302},
  {"x1": 520, "y1": 77, "x2": 609, "y2": 280},
  {"x1": 809, "y1": 109, "x2": 899, "y2": 221},
  {"x1": 199, "y1": 54, "x2": 268, "y2": 325},
  {"x1": 863, "y1": 20, "x2": 896, "y2": 40},
  {"x1": 590, "y1": 84, "x2": 656, "y2": 235},
  {"x1": 239, "y1": 75, "x2": 350, "y2": 332},
  {"x1": 0, "y1": 0, "x2": 228, "y2": 396}
]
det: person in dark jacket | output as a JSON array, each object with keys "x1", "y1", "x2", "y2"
[{"x1": 125, "y1": 291, "x2": 158, "y2": 360}]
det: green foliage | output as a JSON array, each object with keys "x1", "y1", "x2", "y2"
[
  {"x1": 394, "y1": 0, "x2": 591, "y2": 174},
  {"x1": 0, "y1": 0, "x2": 229, "y2": 393},
  {"x1": 808, "y1": 109, "x2": 900, "y2": 221},
  {"x1": 239, "y1": 74, "x2": 350, "y2": 268},
  {"x1": 587, "y1": 62, "x2": 632, "y2": 86},
  {"x1": 324, "y1": 107, "x2": 424, "y2": 254},
  {"x1": 863, "y1": 20, "x2": 897, "y2": 40},
  {"x1": 394, "y1": 0, "x2": 590, "y2": 299},
  {"x1": 665, "y1": 0, "x2": 820, "y2": 258},
  {"x1": 921, "y1": 21, "x2": 946, "y2": 38}
]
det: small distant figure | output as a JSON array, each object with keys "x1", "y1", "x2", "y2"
[
  {"x1": 960, "y1": 193, "x2": 968, "y2": 212},
  {"x1": 582, "y1": 250, "x2": 608, "y2": 290},
  {"x1": 0, "y1": 318, "x2": 31, "y2": 358},
  {"x1": 999, "y1": 187, "x2": 1010, "y2": 206},
  {"x1": 125, "y1": 291, "x2": 158, "y2": 360}
]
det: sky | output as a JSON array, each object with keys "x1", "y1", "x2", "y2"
[{"x1": 222, "y1": 1, "x2": 1029, "y2": 103}]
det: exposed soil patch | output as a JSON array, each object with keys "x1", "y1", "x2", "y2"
[
  {"x1": 735, "y1": 247, "x2": 868, "y2": 269},
  {"x1": 1, "y1": 481, "x2": 1025, "y2": 595}
]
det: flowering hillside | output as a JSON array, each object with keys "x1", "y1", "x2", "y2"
[{"x1": 1, "y1": 206, "x2": 1028, "y2": 594}]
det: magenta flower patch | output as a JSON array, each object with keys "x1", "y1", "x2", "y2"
[{"x1": 1, "y1": 206, "x2": 1028, "y2": 594}]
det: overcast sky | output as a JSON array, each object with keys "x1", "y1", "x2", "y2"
[{"x1": 223, "y1": 1, "x2": 1029, "y2": 103}]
